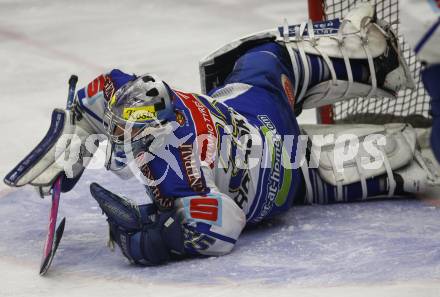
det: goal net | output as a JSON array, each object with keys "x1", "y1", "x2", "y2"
[{"x1": 309, "y1": 0, "x2": 432, "y2": 127}]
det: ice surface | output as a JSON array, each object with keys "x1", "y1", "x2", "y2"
[
  {"x1": 1, "y1": 0, "x2": 439, "y2": 296},
  {"x1": 1, "y1": 169, "x2": 440, "y2": 295}
]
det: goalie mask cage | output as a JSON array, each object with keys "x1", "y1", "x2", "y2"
[{"x1": 308, "y1": 0, "x2": 432, "y2": 127}]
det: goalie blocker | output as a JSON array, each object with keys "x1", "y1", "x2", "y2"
[{"x1": 4, "y1": 107, "x2": 100, "y2": 196}]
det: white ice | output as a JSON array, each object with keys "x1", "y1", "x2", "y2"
[{"x1": 0, "y1": 1, "x2": 439, "y2": 296}]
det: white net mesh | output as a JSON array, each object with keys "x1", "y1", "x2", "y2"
[{"x1": 322, "y1": 0, "x2": 432, "y2": 127}]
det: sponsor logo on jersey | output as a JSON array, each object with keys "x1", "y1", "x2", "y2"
[
  {"x1": 87, "y1": 74, "x2": 105, "y2": 98},
  {"x1": 175, "y1": 109, "x2": 186, "y2": 126},
  {"x1": 222, "y1": 110, "x2": 254, "y2": 210},
  {"x1": 190, "y1": 198, "x2": 219, "y2": 221},
  {"x1": 183, "y1": 195, "x2": 222, "y2": 226},
  {"x1": 139, "y1": 161, "x2": 174, "y2": 210},
  {"x1": 281, "y1": 74, "x2": 295, "y2": 109},
  {"x1": 255, "y1": 115, "x2": 292, "y2": 221},
  {"x1": 179, "y1": 144, "x2": 207, "y2": 193},
  {"x1": 103, "y1": 75, "x2": 116, "y2": 101},
  {"x1": 174, "y1": 90, "x2": 218, "y2": 169}
]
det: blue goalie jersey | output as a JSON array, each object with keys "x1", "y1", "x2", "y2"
[{"x1": 75, "y1": 42, "x2": 304, "y2": 256}]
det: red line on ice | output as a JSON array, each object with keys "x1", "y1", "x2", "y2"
[{"x1": 0, "y1": 27, "x2": 105, "y2": 72}]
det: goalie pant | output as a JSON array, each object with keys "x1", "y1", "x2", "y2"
[{"x1": 73, "y1": 42, "x2": 428, "y2": 265}]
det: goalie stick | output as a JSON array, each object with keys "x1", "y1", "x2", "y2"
[
  {"x1": 39, "y1": 175, "x2": 64, "y2": 275},
  {"x1": 39, "y1": 74, "x2": 78, "y2": 276}
]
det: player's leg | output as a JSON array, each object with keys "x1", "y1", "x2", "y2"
[
  {"x1": 218, "y1": 41, "x2": 370, "y2": 114},
  {"x1": 280, "y1": 3, "x2": 414, "y2": 110},
  {"x1": 297, "y1": 123, "x2": 440, "y2": 205},
  {"x1": 201, "y1": 3, "x2": 414, "y2": 115},
  {"x1": 303, "y1": 166, "x2": 425, "y2": 205}
]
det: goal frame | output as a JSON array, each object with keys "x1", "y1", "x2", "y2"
[
  {"x1": 308, "y1": 0, "x2": 334, "y2": 124},
  {"x1": 307, "y1": 0, "x2": 432, "y2": 127}
]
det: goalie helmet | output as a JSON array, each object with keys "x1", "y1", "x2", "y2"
[{"x1": 103, "y1": 74, "x2": 175, "y2": 171}]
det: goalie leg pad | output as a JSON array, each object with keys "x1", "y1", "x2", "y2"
[
  {"x1": 278, "y1": 3, "x2": 415, "y2": 108},
  {"x1": 306, "y1": 168, "x2": 391, "y2": 204},
  {"x1": 199, "y1": 4, "x2": 414, "y2": 112},
  {"x1": 299, "y1": 123, "x2": 439, "y2": 202}
]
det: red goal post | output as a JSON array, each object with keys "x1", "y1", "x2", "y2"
[
  {"x1": 308, "y1": 0, "x2": 334, "y2": 124},
  {"x1": 307, "y1": 0, "x2": 432, "y2": 127}
]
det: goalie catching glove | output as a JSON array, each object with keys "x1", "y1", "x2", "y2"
[{"x1": 90, "y1": 182, "x2": 185, "y2": 265}]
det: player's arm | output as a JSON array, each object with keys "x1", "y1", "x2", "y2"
[
  {"x1": 4, "y1": 69, "x2": 136, "y2": 195},
  {"x1": 90, "y1": 183, "x2": 246, "y2": 265}
]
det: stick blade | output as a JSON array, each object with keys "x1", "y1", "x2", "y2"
[{"x1": 39, "y1": 217, "x2": 66, "y2": 276}]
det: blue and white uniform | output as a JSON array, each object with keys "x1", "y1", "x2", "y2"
[
  {"x1": 76, "y1": 42, "x2": 304, "y2": 256},
  {"x1": 76, "y1": 36, "x2": 413, "y2": 259}
]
